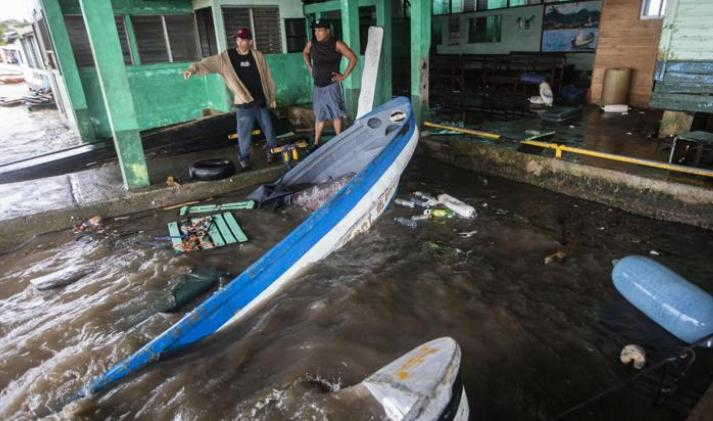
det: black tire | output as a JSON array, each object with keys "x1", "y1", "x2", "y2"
[{"x1": 189, "y1": 159, "x2": 236, "y2": 181}]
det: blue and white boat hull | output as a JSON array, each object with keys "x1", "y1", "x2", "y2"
[{"x1": 78, "y1": 97, "x2": 419, "y2": 398}]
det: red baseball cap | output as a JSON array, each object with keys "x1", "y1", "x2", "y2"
[{"x1": 233, "y1": 27, "x2": 252, "y2": 40}]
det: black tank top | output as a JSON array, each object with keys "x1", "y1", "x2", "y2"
[{"x1": 312, "y1": 37, "x2": 341, "y2": 87}]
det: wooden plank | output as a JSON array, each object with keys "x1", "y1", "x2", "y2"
[
  {"x1": 356, "y1": 26, "x2": 384, "y2": 119},
  {"x1": 654, "y1": 81, "x2": 713, "y2": 94},
  {"x1": 212, "y1": 214, "x2": 237, "y2": 244},
  {"x1": 651, "y1": 93, "x2": 713, "y2": 113},
  {"x1": 193, "y1": 217, "x2": 225, "y2": 247},
  {"x1": 167, "y1": 221, "x2": 184, "y2": 252},
  {"x1": 223, "y1": 212, "x2": 248, "y2": 243},
  {"x1": 181, "y1": 201, "x2": 255, "y2": 215}
]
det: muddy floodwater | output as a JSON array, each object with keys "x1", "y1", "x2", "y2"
[
  {"x1": 1, "y1": 157, "x2": 712, "y2": 420},
  {"x1": 0, "y1": 83, "x2": 83, "y2": 167}
]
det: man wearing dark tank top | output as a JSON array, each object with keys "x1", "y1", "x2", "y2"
[{"x1": 302, "y1": 20, "x2": 358, "y2": 145}]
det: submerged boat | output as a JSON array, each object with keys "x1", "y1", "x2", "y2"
[
  {"x1": 73, "y1": 97, "x2": 419, "y2": 399},
  {"x1": 335, "y1": 337, "x2": 469, "y2": 421}
]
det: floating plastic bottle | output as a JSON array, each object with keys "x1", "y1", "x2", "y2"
[
  {"x1": 431, "y1": 208, "x2": 455, "y2": 218},
  {"x1": 612, "y1": 255, "x2": 713, "y2": 345},
  {"x1": 413, "y1": 191, "x2": 439, "y2": 207},
  {"x1": 394, "y1": 217, "x2": 418, "y2": 229},
  {"x1": 437, "y1": 194, "x2": 476, "y2": 219},
  {"x1": 394, "y1": 198, "x2": 416, "y2": 208}
]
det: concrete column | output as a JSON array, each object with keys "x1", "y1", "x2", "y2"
[
  {"x1": 376, "y1": 0, "x2": 392, "y2": 106},
  {"x1": 78, "y1": 0, "x2": 149, "y2": 189},
  {"x1": 211, "y1": 2, "x2": 232, "y2": 109},
  {"x1": 410, "y1": 0, "x2": 432, "y2": 124},
  {"x1": 40, "y1": 0, "x2": 96, "y2": 141},
  {"x1": 340, "y1": 0, "x2": 360, "y2": 119}
]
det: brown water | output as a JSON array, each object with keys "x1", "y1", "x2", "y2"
[
  {"x1": 1, "y1": 157, "x2": 712, "y2": 420},
  {"x1": 0, "y1": 82, "x2": 83, "y2": 167}
]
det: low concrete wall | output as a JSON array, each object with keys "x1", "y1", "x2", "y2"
[{"x1": 420, "y1": 138, "x2": 713, "y2": 230}]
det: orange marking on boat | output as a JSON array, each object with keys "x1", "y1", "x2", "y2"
[{"x1": 395, "y1": 345, "x2": 438, "y2": 380}]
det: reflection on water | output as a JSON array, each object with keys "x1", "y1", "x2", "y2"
[{"x1": 1, "y1": 157, "x2": 712, "y2": 420}]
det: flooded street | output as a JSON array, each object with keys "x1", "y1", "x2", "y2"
[
  {"x1": 1, "y1": 156, "x2": 712, "y2": 420},
  {"x1": 0, "y1": 82, "x2": 83, "y2": 167}
]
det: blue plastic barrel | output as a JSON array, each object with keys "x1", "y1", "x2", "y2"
[{"x1": 612, "y1": 255, "x2": 713, "y2": 345}]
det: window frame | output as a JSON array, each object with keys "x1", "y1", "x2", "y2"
[
  {"x1": 434, "y1": 0, "x2": 543, "y2": 15},
  {"x1": 222, "y1": 6, "x2": 284, "y2": 54},
  {"x1": 640, "y1": 0, "x2": 666, "y2": 20},
  {"x1": 131, "y1": 13, "x2": 200, "y2": 65},
  {"x1": 285, "y1": 17, "x2": 307, "y2": 53}
]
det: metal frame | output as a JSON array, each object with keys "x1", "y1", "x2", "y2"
[
  {"x1": 129, "y1": 13, "x2": 201, "y2": 65},
  {"x1": 640, "y1": 0, "x2": 667, "y2": 20}
]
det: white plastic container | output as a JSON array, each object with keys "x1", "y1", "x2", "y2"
[
  {"x1": 603, "y1": 104, "x2": 629, "y2": 113},
  {"x1": 437, "y1": 194, "x2": 476, "y2": 219}
]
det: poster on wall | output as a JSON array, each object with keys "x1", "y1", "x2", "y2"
[{"x1": 542, "y1": 1, "x2": 601, "y2": 52}]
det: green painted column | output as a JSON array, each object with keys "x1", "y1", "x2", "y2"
[
  {"x1": 376, "y1": 0, "x2": 392, "y2": 106},
  {"x1": 410, "y1": 0, "x2": 431, "y2": 124},
  {"x1": 78, "y1": 0, "x2": 149, "y2": 189},
  {"x1": 340, "y1": 0, "x2": 360, "y2": 119},
  {"x1": 40, "y1": 0, "x2": 96, "y2": 141}
]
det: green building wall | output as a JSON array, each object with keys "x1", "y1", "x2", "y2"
[
  {"x1": 79, "y1": 55, "x2": 313, "y2": 139},
  {"x1": 58, "y1": 0, "x2": 315, "y2": 139}
]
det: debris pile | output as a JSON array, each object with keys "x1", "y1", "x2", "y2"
[{"x1": 393, "y1": 192, "x2": 476, "y2": 228}]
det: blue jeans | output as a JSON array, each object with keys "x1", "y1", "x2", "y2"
[{"x1": 236, "y1": 106, "x2": 276, "y2": 162}]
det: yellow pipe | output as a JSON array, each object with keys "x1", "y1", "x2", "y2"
[
  {"x1": 425, "y1": 121, "x2": 713, "y2": 179},
  {"x1": 522, "y1": 140, "x2": 713, "y2": 178},
  {"x1": 424, "y1": 121, "x2": 501, "y2": 140}
]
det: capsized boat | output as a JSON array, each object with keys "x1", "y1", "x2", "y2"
[
  {"x1": 73, "y1": 96, "x2": 419, "y2": 399},
  {"x1": 335, "y1": 337, "x2": 469, "y2": 421}
]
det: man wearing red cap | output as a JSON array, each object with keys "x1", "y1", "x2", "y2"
[{"x1": 184, "y1": 28, "x2": 276, "y2": 170}]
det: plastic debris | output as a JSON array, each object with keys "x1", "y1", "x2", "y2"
[
  {"x1": 539, "y1": 82, "x2": 554, "y2": 107},
  {"x1": 431, "y1": 208, "x2": 455, "y2": 219},
  {"x1": 394, "y1": 198, "x2": 417, "y2": 208},
  {"x1": 603, "y1": 104, "x2": 629, "y2": 114},
  {"x1": 529, "y1": 95, "x2": 545, "y2": 105},
  {"x1": 411, "y1": 214, "x2": 430, "y2": 221},
  {"x1": 620, "y1": 344, "x2": 646, "y2": 369},
  {"x1": 394, "y1": 217, "x2": 417, "y2": 229},
  {"x1": 649, "y1": 250, "x2": 660, "y2": 256},
  {"x1": 166, "y1": 176, "x2": 183, "y2": 189},
  {"x1": 74, "y1": 215, "x2": 104, "y2": 233},
  {"x1": 437, "y1": 194, "x2": 476, "y2": 219},
  {"x1": 458, "y1": 230, "x2": 478, "y2": 238},
  {"x1": 413, "y1": 192, "x2": 439, "y2": 207},
  {"x1": 290, "y1": 175, "x2": 353, "y2": 212},
  {"x1": 154, "y1": 267, "x2": 231, "y2": 312},
  {"x1": 544, "y1": 250, "x2": 567, "y2": 264}
]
